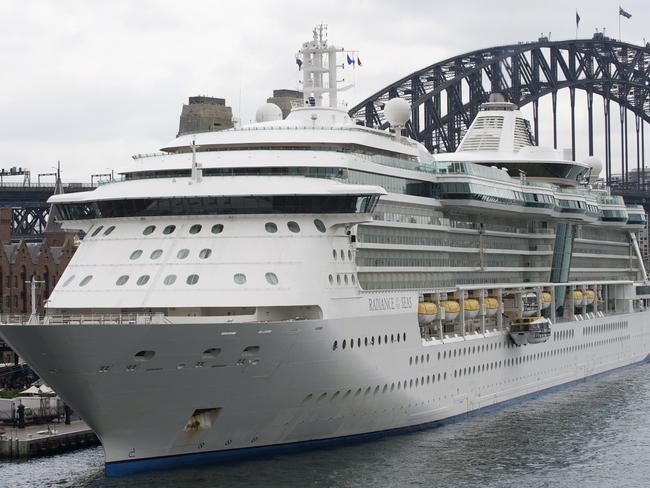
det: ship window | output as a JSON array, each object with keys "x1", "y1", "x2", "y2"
[
  {"x1": 211, "y1": 224, "x2": 224, "y2": 234},
  {"x1": 340, "y1": 250, "x2": 345, "y2": 261},
  {"x1": 79, "y1": 275, "x2": 93, "y2": 287},
  {"x1": 103, "y1": 225, "x2": 116, "y2": 236},
  {"x1": 351, "y1": 275, "x2": 356, "y2": 285},
  {"x1": 186, "y1": 274, "x2": 199, "y2": 285},
  {"x1": 62, "y1": 275, "x2": 75, "y2": 287},
  {"x1": 143, "y1": 225, "x2": 155, "y2": 235},
  {"x1": 177, "y1": 249, "x2": 190, "y2": 259},
  {"x1": 150, "y1": 249, "x2": 163, "y2": 260},
  {"x1": 91, "y1": 226, "x2": 104, "y2": 237},
  {"x1": 333, "y1": 249, "x2": 337, "y2": 260},
  {"x1": 344, "y1": 275, "x2": 349, "y2": 285},
  {"x1": 287, "y1": 221, "x2": 300, "y2": 233},
  {"x1": 265, "y1": 222, "x2": 278, "y2": 233},
  {"x1": 265, "y1": 272, "x2": 278, "y2": 285},
  {"x1": 348, "y1": 250, "x2": 352, "y2": 260},
  {"x1": 336, "y1": 275, "x2": 341, "y2": 285},
  {"x1": 199, "y1": 248, "x2": 212, "y2": 259},
  {"x1": 137, "y1": 275, "x2": 150, "y2": 286},
  {"x1": 234, "y1": 273, "x2": 246, "y2": 285},
  {"x1": 314, "y1": 219, "x2": 326, "y2": 233},
  {"x1": 116, "y1": 275, "x2": 129, "y2": 286},
  {"x1": 163, "y1": 225, "x2": 176, "y2": 235},
  {"x1": 130, "y1": 249, "x2": 143, "y2": 260},
  {"x1": 328, "y1": 274, "x2": 334, "y2": 285},
  {"x1": 164, "y1": 274, "x2": 177, "y2": 285},
  {"x1": 189, "y1": 224, "x2": 202, "y2": 234}
]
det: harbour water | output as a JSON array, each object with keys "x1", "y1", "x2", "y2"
[{"x1": 2, "y1": 362, "x2": 650, "y2": 488}]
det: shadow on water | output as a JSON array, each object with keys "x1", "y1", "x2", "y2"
[{"x1": 3, "y1": 363, "x2": 650, "y2": 488}]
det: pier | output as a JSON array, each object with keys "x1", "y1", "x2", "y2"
[{"x1": 0, "y1": 420, "x2": 98, "y2": 459}]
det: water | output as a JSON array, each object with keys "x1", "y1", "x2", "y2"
[{"x1": 3, "y1": 363, "x2": 650, "y2": 488}]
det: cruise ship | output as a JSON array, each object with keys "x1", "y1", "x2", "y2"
[{"x1": 2, "y1": 28, "x2": 650, "y2": 475}]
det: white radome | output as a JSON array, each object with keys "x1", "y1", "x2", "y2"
[
  {"x1": 384, "y1": 97, "x2": 411, "y2": 127},
  {"x1": 255, "y1": 103, "x2": 283, "y2": 123},
  {"x1": 582, "y1": 155, "x2": 603, "y2": 181}
]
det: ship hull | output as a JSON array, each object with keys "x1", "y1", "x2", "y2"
[{"x1": 2, "y1": 309, "x2": 649, "y2": 476}]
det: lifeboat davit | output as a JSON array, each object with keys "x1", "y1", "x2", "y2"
[
  {"x1": 584, "y1": 289, "x2": 596, "y2": 305},
  {"x1": 464, "y1": 299, "x2": 480, "y2": 318},
  {"x1": 541, "y1": 292, "x2": 552, "y2": 309},
  {"x1": 417, "y1": 302, "x2": 438, "y2": 325},
  {"x1": 441, "y1": 300, "x2": 460, "y2": 321},
  {"x1": 485, "y1": 297, "x2": 499, "y2": 317}
]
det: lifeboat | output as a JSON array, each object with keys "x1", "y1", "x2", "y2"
[
  {"x1": 584, "y1": 289, "x2": 596, "y2": 305},
  {"x1": 509, "y1": 316, "x2": 552, "y2": 346},
  {"x1": 441, "y1": 300, "x2": 460, "y2": 321},
  {"x1": 567, "y1": 290, "x2": 584, "y2": 306},
  {"x1": 485, "y1": 297, "x2": 499, "y2": 317},
  {"x1": 417, "y1": 302, "x2": 438, "y2": 325},
  {"x1": 541, "y1": 292, "x2": 552, "y2": 309},
  {"x1": 464, "y1": 299, "x2": 480, "y2": 318}
]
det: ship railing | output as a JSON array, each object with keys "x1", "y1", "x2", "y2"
[{"x1": 1, "y1": 313, "x2": 171, "y2": 326}]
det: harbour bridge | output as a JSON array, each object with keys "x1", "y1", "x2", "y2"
[{"x1": 348, "y1": 33, "x2": 650, "y2": 210}]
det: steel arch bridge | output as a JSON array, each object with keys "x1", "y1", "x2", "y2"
[{"x1": 348, "y1": 35, "x2": 650, "y2": 187}]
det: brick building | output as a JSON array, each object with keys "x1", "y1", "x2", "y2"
[{"x1": 0, "y1": 208, "x2": 77, "y2": 317}]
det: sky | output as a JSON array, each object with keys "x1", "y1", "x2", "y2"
[{"x1": 0, "y1": 0, "x2": 648, "y2": 182}]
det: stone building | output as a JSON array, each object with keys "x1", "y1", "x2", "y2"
[
  {"x1": 177, "y1": 96, "x2": 234, "y2": 136},
  {"x1": 267, "y1": 89, "x2": 303, "y2": 119}
]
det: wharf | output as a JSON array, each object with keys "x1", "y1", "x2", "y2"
[{"x1": 0, "y1": 420, "x2": 98, "y2": 459}]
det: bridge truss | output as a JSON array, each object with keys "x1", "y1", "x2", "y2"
[{"x1": 349, "y1": 35, "x2": 650, "y2": 189}]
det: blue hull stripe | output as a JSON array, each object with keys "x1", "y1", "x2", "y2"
[{"x1": 106, "y1": 353, "x2": 650, "y2": 476}]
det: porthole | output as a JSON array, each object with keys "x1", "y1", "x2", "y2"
[
  {"x1": 79, "y1": 275, "x2": 93, "y2": 287},
  {"x1": 189, "y1": 224, "x2": 202, "y2": 234},
  {"x1": 340, "y1": 250, "x2": 345, "y2": 261},
  {"x1": 328, "y1": 274, "x2": 334, "y2": 285},
  {"x1": 351, "y1": 275, "x2": 356, "y2": 285},
  {"x1": 163, "y1": 274, "x2": 177, "y2": 285},
  {"x1": 163, "y1": 225, "x2": 176, "y2": 235},
  {"x1": 130, "y1": 249, "x2": 143, "y2": 260},
  {"x1": 332, "y1": 341, "x2": 338, "y2": 351},
  {"x1": 199, "y1": 248, "x2": 212, "y2": 259},
  {"x1": 91, "y1": 225, "x2": 104, "y2": 237},
  {"x1": 186, "y1": 274, "x2": 199, "y2": 285},
  {"x1": 62, "y1": 275, "x2": 75, "y2": 287},
  {"x1": 137, "y1": 275, "x2": 150, "y2": 286},
  {"x1": 116, "y1": 275, "x2": 129, "y2": 286},
  {"x1": 143, "y1": 225, "x2": 155, "y2": 235},
  {"x1": 265, "y1": 222, "x2": 277, "y2": 233},
  {"x1": 150, "y1": 249, "x2": 163, "y2": 260},
  {"x1": 332, "y1": 249, "x2": 337, "y2": 260},
  {"x1": 103, "y1": 225, "x2": 115, "y2": 236},
  {"x1": 344, "y1": 275, "x2": 349, "y2": 285},
  {"x1": 265, "y1": 272, "x2": 279, "y2": 285},
  {"x1": 336, "y1": 275, "x2": 341, "y2": 285},
  {"x1": 234, "y1": 273, "x2": 246, "y2": 285},
  {"x1": 314, "y1": 219, "x2": 326, "y2": 233},
  {"x1": 211, "y1": 224, "x2": 224, "y2": 234},
  {"x1": 287, "y1": 221, "x2": 300, "y2": 233},
  {"x1": 177, "y1": 249, "x2": 190, "y2": 259},
  {"x1": 348, "y1": 250, "x2": 352, "y2": 260}
]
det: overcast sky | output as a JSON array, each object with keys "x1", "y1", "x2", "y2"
[{"x1": 1, "y1": 0, "x2": 648, "y2": 182}]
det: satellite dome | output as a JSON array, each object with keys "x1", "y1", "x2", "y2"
[
  {"x1": 255, "y1": 103, "x2": 283, "y2": 123},
  {"x1": 384, "y1": 97, "x2": 411, "y2": 127},
  {"x1": 582, "y1": 155, "x2": 603, "y2": 181}
]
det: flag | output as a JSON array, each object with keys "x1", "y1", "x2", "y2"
[
  {"x1": 576, "y1": 11, "x2": 581, "y2": 27},
  {"x1": 357, "y1": 56, "x2": 362, "y2": 67},
  {"x1": 295, "y1": 57, "x2": 303, "y2": 70},
  {"x1": 619, "y1": 6, "x2": 632, "y2": 18},
  {"x1": 347, "y1": 54, "x2": 354, "y2": 65}
]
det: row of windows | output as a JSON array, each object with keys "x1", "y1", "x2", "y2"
[
  {"x1": 141, "y1": 224, "x2": 224, "y2": 236},
  {"x1": 553, "y1": 329, "x2": 574, "y2": 341},
  {"x1": 332, "y1": 332, "x2": 407, "y2": 351},
  {"x1": 129, "y1": 248, "x2": 212, "y2": 261},
  {"x1": 333, "y1": 249, "x2": 353, "y2": 261},
  {"x1": 583, "y1": 320, "x2": 628, "y2": 336},
  {"x1": 328, "y1": 273, "x2": 356, "y2": 286},
  {"x1": 61, "y1": 271, "x2": 280, "y2": 288}
]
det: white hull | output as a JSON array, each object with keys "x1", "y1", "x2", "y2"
[{"x1": 2, "y1": 309, "x2": 649, "y2": 475}]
